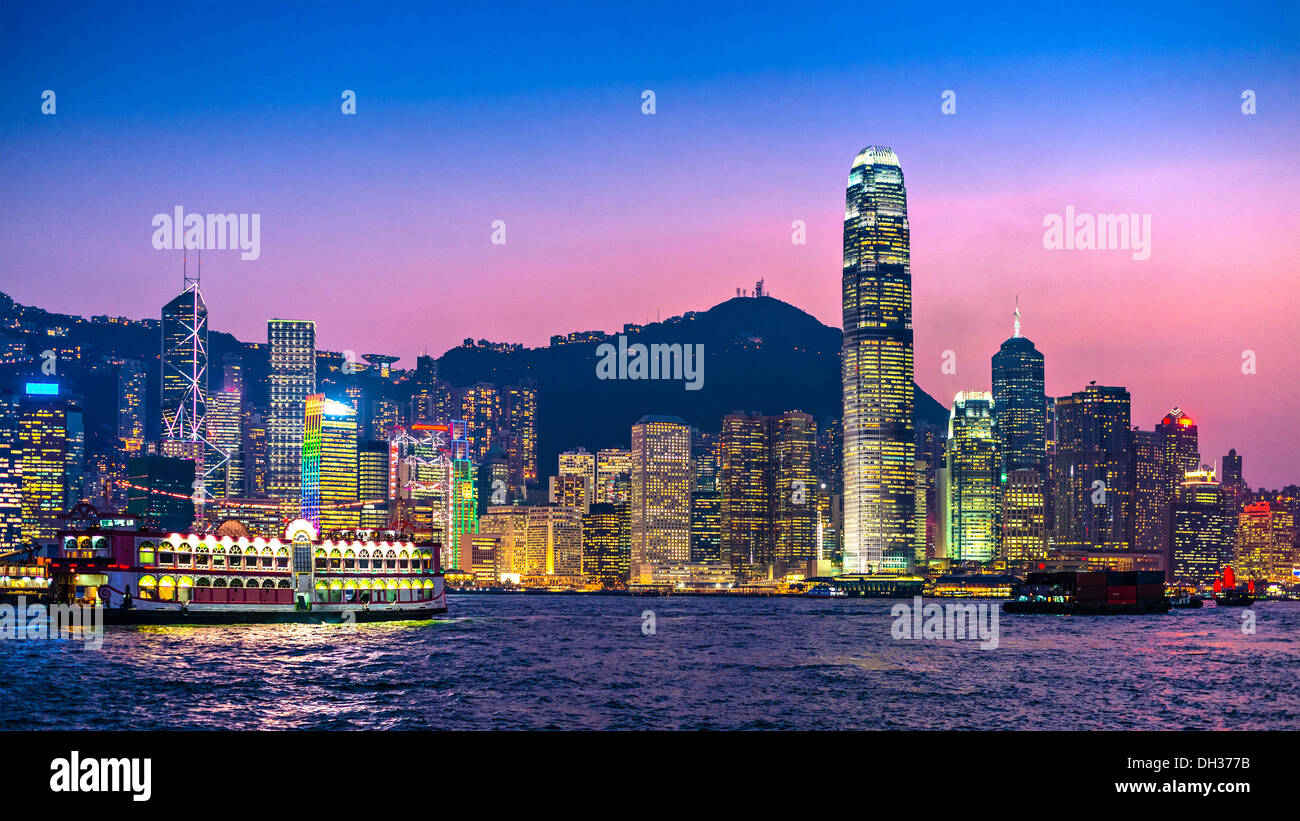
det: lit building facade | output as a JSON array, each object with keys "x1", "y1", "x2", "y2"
[
  {"x1": 1052, "y1": 384, "x2": 1132, "y2": 552},
  {"x1": 721, "y1": 412, "x2": 773, "y2": 579},
  {"x1": 629, "y1": 415, "x2": 691, "y2": 582},
  {"x1": 268, "y1": 319, "x2": 316, "y2": 503},
  {"x1": 1001, "y1": 468, "x2": 1047, "y2": 565},
  {"x1": 1171, "y1": 469, "x2": 1231, "y2": 590},
  {"x1": 772, "y1": 411, "x2": 819, "y2": 566},
  {"x1": 946, "y1": 392, "x2": 999, "y2": 563},
  {"x1": 1235, "y1": 501, "x2": 1295, "y2": 584},
  {"x1": 582, "y1": 502, "x2": 631, "y2": 589},
  {"x1": 207, "y1": 388, "x2": 243, "y2": 498},
  {"x1": 841, "y1": 145, "x2": 914, "y2": 573},
  {"x1": 596, "y1": 448, "x2": 632, "y2": 504}
]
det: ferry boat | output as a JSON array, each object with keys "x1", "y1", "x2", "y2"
[
  {"x1": 804, "y1": 583, "x2": 847, "y2": 598},
  {"x1": 39, "y1": 518, "x2": 447, "y2": 624}
]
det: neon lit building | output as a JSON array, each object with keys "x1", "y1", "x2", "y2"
[
  {"x1": 0, "y1": 393, "x2": 24, "y2": 550},
  {"x1": 842, "y1": 145, "x2": 915, "y2": 573},
  {"x1": 301, "y1": 394, "x2": 324, "y2": 529},
  {"x1": 319, "y1": 399, "x2": 359, "y2": 534}
]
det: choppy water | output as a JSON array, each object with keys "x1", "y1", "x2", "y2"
[{"x1": 1, "y1": 596, "x2": 1296, "y2": 730}]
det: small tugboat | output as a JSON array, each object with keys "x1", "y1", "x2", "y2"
[
  {"x1": 1003, "y1": 570, "x2": 1170, "y2": 615},
  {"x1": 20, "y1": 518, "x2": 447, "y2": 624},
  {"x1": 1211, "y1": 566, "x2": 1256, "y2": 607},
  {"x1": 1170, "y1": 592, "x2": 1204, "y2": 609}
]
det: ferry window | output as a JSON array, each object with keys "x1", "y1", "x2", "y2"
[
  {"x1": 385, "y1": 550, "x2": 396, "y2": 570},
  {"x1": 277, "y1": 579, "x2": 291, "y2": 589},
  {"x1": 177, "y1": 551, "x2": 192, "y2": 568},
  {"x1": 197, "y1": 577, "x2": 211, "y2": 588},
  {"x1": 262, "y1": 579, "x2": 275, "y2": 589},
  {"x1": 213, "y1": 578, "x2": 227, "y2": 588},
  {"x1": 138, "y1": 576, "x2": 157, "y2": 600},
  {"x1": 212, "y1": 547, "x2": 225, "y2": 568},
  {"x1": 275, "y1": 554, "x2": 289, "y2": 570},
  {"x1": 138, "y1": 541, "x2": 156, "y2": 564},
  {"x1": 157, "y1": 549, "x2": 174, "y2": 566},
  {"x1": 343, "y1": 550, "x2": 355, "y2": 570},
  {"x1": 92, "y1": 536, "x2": 108, "y2": 552},
  {"x1": 315, "y1": 582, "x2": 328, "y2": 603},
  {"x1": 196, "y1": 546, "x2": 210, "y2": 568},
  {"x1": 158, "y1": 576, "x2": 176, "y2": 602},
  {"x1": 329, "y1": 549, "x2": 341, "y2": 570},
  {"x1": 357, "y1": 550, "x2": 370, "y2": 571},
  {"x1": 228, "y1": 548, "x2": 242, "y2": 568},
  {"x1": 63, "y1": 537, "x2": 76, "y2": 553},
  {"x1": 229, "y1": 579, "x2": 243, "y2": 589}
]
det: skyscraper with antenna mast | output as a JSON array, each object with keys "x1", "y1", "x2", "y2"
[{"x1": 160, "y1": 250, "x2": 229, "y2": 508}]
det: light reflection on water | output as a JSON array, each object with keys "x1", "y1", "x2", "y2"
[{"x1": 0, "y1": 598, "x2": 1295, "y2": 730}]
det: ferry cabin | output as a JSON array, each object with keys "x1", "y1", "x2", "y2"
[{"x1": 49, "y1": 519, "x2": 445, "y2": 615}]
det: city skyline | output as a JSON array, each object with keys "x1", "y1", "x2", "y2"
[{"x1": 1, "y1": 3, "x2": 1295, "y2": 488}]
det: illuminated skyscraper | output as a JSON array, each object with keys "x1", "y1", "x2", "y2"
[
  {"x1": 991, "y1": 302, "x2": 1046, "y2": 475},
  {"x1": 690, "y1": 490, "x2": 722, "y2": 562},
  {"x1": 301, "y1": 394, "x2": 324, "y2": 529},
  {"x1": 549, "y1": 473, "x2": 590, "y2": 513},
  {"x1": 525, "y1": 505, "x2": 583, "y2": 577},
  {"x1": 16, "y1": 384, "x2": 76, "y2": 542},
  {"x1": 207, "y1": 389, "x2": 242, "y2": 498},
  {"x1": 1002, "y1": 468, "x2": 1047, "y2": 565},
  {"x1": 116, "y1": 359, "x2": 147, "y2": 453},
  {"x1": 721, "y1": 412, "x2": 773, "y2": 579},
  {"x1": 596, "y1": 448, "x2": 632, "y2": 504},
  {"x1": 582, "y1": 503, "x2": 631, "y2": 588},
  {"x1": 557, "y1": 447, "x2": 597, "y2": 507},
  {"x1": 629, "y1": 415, "x2": 691, "y2": 582},
  {"x1": 1171, "y1": 469, "x2": 1231, "y2": 589},
  {"x1": 505, "y1": 380, "x2": 538, "y2": 488},
  {"x1": 842, "y1": 145, "x2": 914, "y2": 573},
  {"x1": 772, "y1": 411, "x2": 819, "y2": 567},
  {"x1": 1157, "y1": 407, "x2": 1200, "y2": 558},
  {"x1": 459, "y1": 382, "x2": 500, "y2": 462},
  {"x1": 478, "y1": 505, "x2": 530, "y2": 577},
  {"x1": 358, "y1": 440, "x2": 390, "y2": 530},
  {"x1": 241, "y1": 408, "x2": 269, "y2": 497},
  {"x1": 160, "y1": 278, "x2": 208, "y2": 446},
  {"x1": 1235, "y1": 501, "x2": 1295, "y2": 584},
  {"x1": 1052, "y1": 384, "x2": 1132, "y2": 552},
  {"x1": 946, "y1": 392, "x2": 999, "y2": 563},
  {"x1": 318, "y1": 399, "x2": 359, "y2": 534},
  {"x1": 268, "y1": 319, "x2": 316, "y2": 503},
  {"x1": 1129, "y1": 427, "x2": 1165, "y2": 557},
  {"x1": 0, "y1": 394, "x2": 23, "y2": 550}
]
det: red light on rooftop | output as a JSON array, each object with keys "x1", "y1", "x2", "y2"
[{"x1": 1177, "y1": 418, "x2": 1193, "y2": 427}]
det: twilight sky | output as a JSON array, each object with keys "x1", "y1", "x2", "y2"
[{"x1": 0, "y1": 1, "x2": 1297, "y2": 487}]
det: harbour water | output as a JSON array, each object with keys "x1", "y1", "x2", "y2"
[{"x1": 1, "y1": 596, "x2": 1296, "y2": 730}]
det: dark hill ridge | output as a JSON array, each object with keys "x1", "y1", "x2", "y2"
[{"x1": 437, "y1": 296, "x2": 948, "y2": 476}]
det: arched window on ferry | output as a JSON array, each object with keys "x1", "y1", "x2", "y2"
[
  {"x1": 245, "y1": 549, "x2": 260, "y2": 570},
  {"x1": 212, "y1": 545, "x2": 225, "y2": 569},
  {"x1": 195, "y1": 544, "x2": 210, "y2": 569},
  {"x1": 357, "y1": 549, "x2": 370, "y2": 572},
  {"x1": 314, "y1": 580, "x2": 329, "y2": 603},
  {"x1": 196, "y1": 577, "x2": 212, "y2": 588},
  {"x1": 343, "y1": 549, "x2": 356, "y2": 571},
  {"x1": 342, "y1": 578, "x2": 358, "y2": 604},
  {"x1": 62, "y1": 536, "x2": 77, "y2": 554},
  {"x1": 158, "y1": 576, "x2": 176, "y2": 602},
  {"x1": 261, "y1": 579, "x2": 276, "y2": 589},
  {"x1": 276, "y1": 579, "x2": 291, "y2": 589},
  {"x1": 229, "y1": 578, "x2": 244, "y2": 589},
  {"x1": 157, "y1": 541, "x2": 174, "y2": 566},
  {"x1": 227, "y1": 545, "x2": 242, "y2": 569},
  {"x1": 397, "y1": 550, "x2": 410, "y2": 571},
  {"x1": 212, "y1": 577, "x2": 227, "y2": 588},
  {"x1": 423, "y1": 579, "x2": 435, "y2": 600},
  {"x1": 92, "y1": 535, "x2": 108, "y2": 553},
  {"x1": 138, "y1": 576, "x2": 157, "y2": 601},
  {"x1": 385, "y1": 578, "x2": 399, "y2": 603},
  {"x1": 77, "y1": 536, "x2": 92, "y2": 555},
  {"x1": 384, "y1": 549, "x2": 397, "y2": 570},
  {"x1": 329, "y1": 548, "x2": 342, "y2": 570},
  {"x1": 328, "y1": 579, "x2": 343, "y2": 603},
  {"x1": 178, "y1": 577, "x2": 194, "y2": 601},
  {"x1": 261, "y1": 547, "x2": 275, "y2": 568},
  {"x1": 419, "y1": 550, "x2": 432, "y2": 573},
  {"x1": 176, "y1": 542, "x2": 193, "y2": 568},
  {"x1": 314, "y1": 547, "x2": 327, "y2": 571},
  {"x1": 138, "y1": 541, "x2": 156, "y2": 565},
  {"x1": 275, "y1": 546, "x2": 289, "y2": 570}
]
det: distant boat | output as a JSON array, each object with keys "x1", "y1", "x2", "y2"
[
  {"x1": 805, "y1": 583, "x2": 847, "y2": 598},
  {"x1": 1170, "y1": 593, "x2": 1203, "y2": 609},
  {"x1": 1211, "y1": 565, "x2": 1256, "y2": 607}
]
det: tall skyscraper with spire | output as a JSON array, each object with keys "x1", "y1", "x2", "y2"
[
  {"x1": 841, "y1": 145, "x2": 914, "y2": 573},
  {"x1": 991, "y1": 300, "x2": 1046, "y2": 476}
]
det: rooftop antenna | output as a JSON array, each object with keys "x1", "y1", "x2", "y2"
[{"x1": 1012, "y1": 295, "x2": 1021, "y2": 338}]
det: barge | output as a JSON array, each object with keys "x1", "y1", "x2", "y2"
[{"x1": 1003, "y1": 570, "x2": 1170, "y2": 615}]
